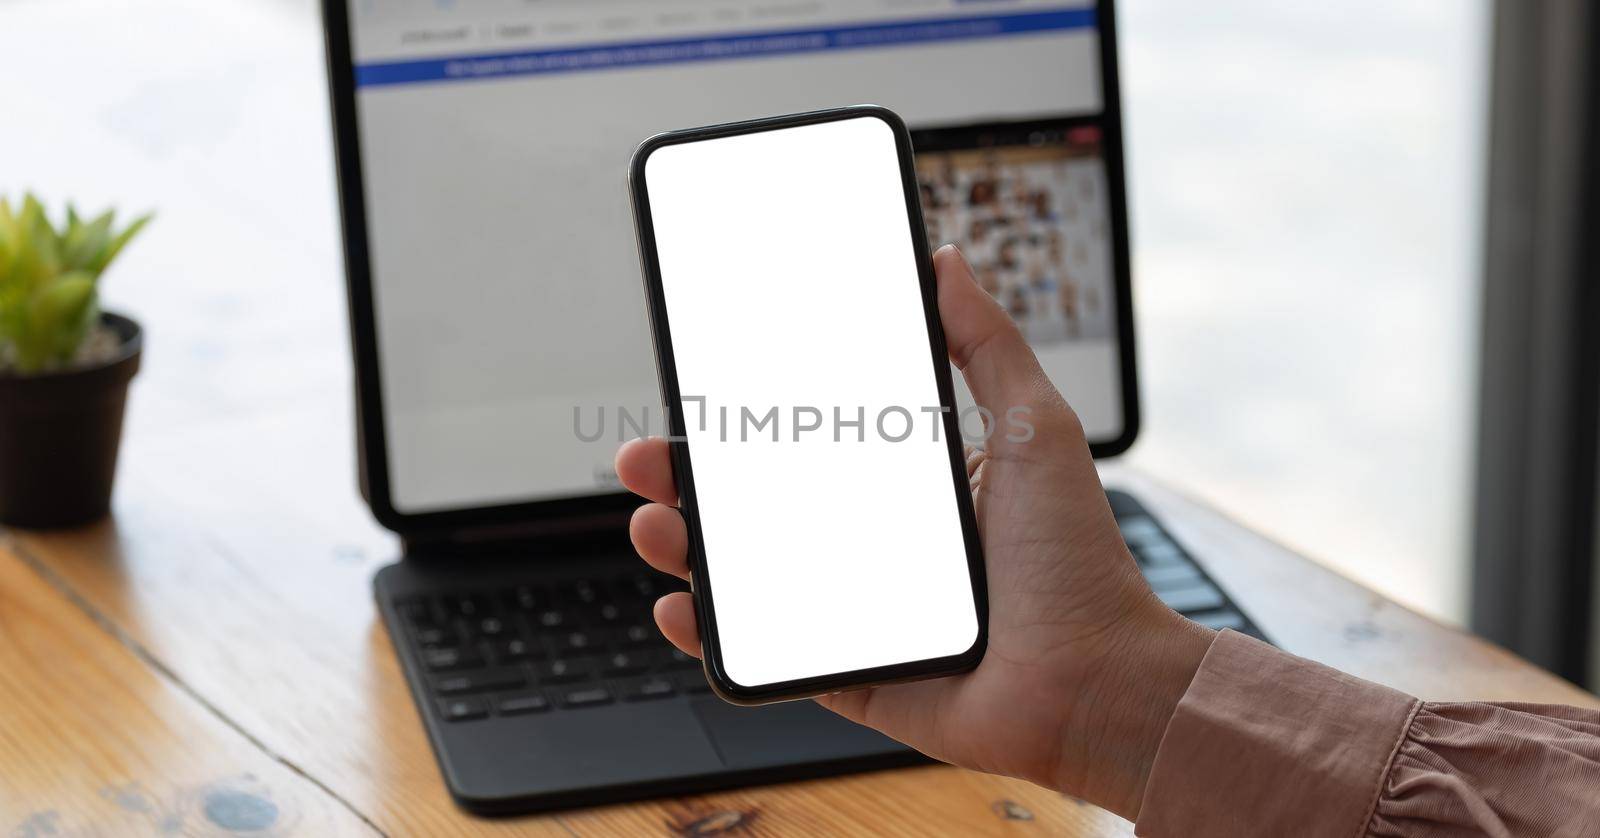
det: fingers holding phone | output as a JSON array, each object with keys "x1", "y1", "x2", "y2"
[{"x1": 628, "y1": 107, "x2": 988, "y2": 704}]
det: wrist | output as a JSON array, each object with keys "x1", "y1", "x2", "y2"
[{"x1": 1050, "y1": 596, "x2": 1215, "y2": 820}]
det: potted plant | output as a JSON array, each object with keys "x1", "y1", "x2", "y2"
[{"x1": 0, "y1": 195, "x2": 150, "y2": 527}]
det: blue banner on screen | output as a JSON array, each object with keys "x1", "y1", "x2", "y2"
[{"x1": 354, "y1": 8, "x2": 1096, "y2": 88}]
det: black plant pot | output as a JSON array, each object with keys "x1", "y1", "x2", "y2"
[{"x1": 0, "y1": 312, "x2": 141, "y2": 528}]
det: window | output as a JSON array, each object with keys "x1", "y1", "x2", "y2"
[{"x1": 1120, "y1": 0, "x2": 1490, "y2": 623}]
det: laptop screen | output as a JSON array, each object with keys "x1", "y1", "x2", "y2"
[{"x1": 337, "y1": 0, "x2": 1128, "y2": 517}]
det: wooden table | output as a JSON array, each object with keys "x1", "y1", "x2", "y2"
[
  {"x1": 5, "y1": 2, "x2": 1597, "y2": 835},
  {"x1": 5, "y1": 403, "x2": 1598, "y2": 837}
]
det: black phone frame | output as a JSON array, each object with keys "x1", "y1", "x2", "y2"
[{"x1": 628, "y1": 106, "x2": 990, "y2": 705}]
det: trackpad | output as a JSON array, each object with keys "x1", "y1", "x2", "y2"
[{"x1": 690, "y1": 697, "x2": 908, "y2": 767}]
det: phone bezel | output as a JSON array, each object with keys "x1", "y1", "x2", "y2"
[{"x1": 628, "y1": 106, "x2": 990, "y2": 705}]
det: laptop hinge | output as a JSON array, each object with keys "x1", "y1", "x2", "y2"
[{"x1": 399, "y1": 511, "x2": 634, "y2": 560}]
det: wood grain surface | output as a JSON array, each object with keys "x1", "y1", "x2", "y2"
[{"x1": 0, "y1": 534, "x2": 374, "y2": 837}]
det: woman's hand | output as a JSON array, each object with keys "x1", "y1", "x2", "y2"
[{"x1": 615, "y1": 245, "x2": 1213, "y2": 819}]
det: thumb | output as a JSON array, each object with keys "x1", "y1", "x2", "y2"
[{"x1": 932, "y1": 244, "x2": 1059, "y2": 446}]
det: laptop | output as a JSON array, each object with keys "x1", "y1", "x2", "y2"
[{"x1": 320, "y1": 0, "x2": 1263, "y2": 815}]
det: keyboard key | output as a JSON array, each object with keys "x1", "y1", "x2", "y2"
[
  {"x1": 476, "y1": 616, "x2": 506, "y2": 637},
  {"x1": 535, "y1": 609, "x2": 569, "y2": 629},
  {"x1": 412, "y1": 625, "x2": 450, "y2": 647},
  {"x1": 536, "y1": 656, "x2": 599, "y2": 684},
  {"x1": 433, "y1": 667, "x2": 527, "y2": 696},
  {"x1": 603, "y1": 651, "x2": 648, "y2": 677},
  {"x1": 1142, "y1": 562, "x2": 1204, "y2": 590},
  {"x1": 497, "y1": 693, "x2": 551, "y2": 715},
  {"x1": 507, "y1": 585, "x2": 544, "y2": 611},
  {"x1": 497, "y1": 638, "x2": 538, "y2": 660},
  {"x1": 449, "y1": 594, "x2": 489, "y2": 618},
  {"x1": 566, "y1": 580, "x2": 601, "y2": 605},
  {"x1": 1134, "y1": 542, "x2": 1187, "y2": 569},
  {"x1": 632, "y1": 647, "x2": 686, "y2": 671},
  {"x1": 558, "y1": 687, "x2": 614, "y2": 709},
  {"x1": 560, "y1": 631, "x2": 598, "y2": 653},
  {"x1": 395, "y1": 597, "x2": 433, "y2": 622},
  {"x1": 675, "y1": 671, "x2": 712, "y2": 694},
  {"x1": 1156, "y1": 583, "x2": 1227, "y2": 614},
  {"x1": 421, "y1": 647, "x2": 481, "y2": 672},
  {"x1": 620, "y1": 677, "x2": 676, "y2": 701},
  {"x1": 438, "y1": 697, "x2": 489, "y2": 722},
  {"x1": 615, "y1": 573, "x2": 662, "y2": 600},
  {"x1": 597, "y1": 603, "x2": 623, "y2": 623},
  {"x1": 1118, "y1": 516, "x2": 1164, "y2": 547},
  {"x1": 663, "y1": 647, "x2": 700, "y2": 670},
  {"x1": 1190, "y1": 609, "x2": 1248, "y2": 631},
  {"x1": 617, "y1": 624, "x2": 654, "y2": 648}
]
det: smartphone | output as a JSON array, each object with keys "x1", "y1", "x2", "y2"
[{"x1": 628, "y1": 106, "x2": 987, "y2": 705}]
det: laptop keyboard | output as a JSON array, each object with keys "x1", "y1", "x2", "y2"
[
  {"x1": 394, "y1": 572, "x2": 705, "y2": 722},
  {"x1": 391, "y1": 492, "x2": 1262, "y2": 723},
  {"x1": 1110, "y1": 490, "x2": 1264, "y2": 639}
]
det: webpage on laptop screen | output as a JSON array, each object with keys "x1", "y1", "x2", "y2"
[{"x1": 344, "y1": 0, "x2": 1121, "y2": 514}]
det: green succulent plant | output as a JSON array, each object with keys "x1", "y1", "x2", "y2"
[{"x1": 0, "y1": 194, "x2": 150, "y2": 374}]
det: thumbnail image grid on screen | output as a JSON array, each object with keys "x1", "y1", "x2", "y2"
[{"x1": 914, "y1": 118, "x2": 1116, "y2": 346}]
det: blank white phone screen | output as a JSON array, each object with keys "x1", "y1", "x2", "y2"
[{"x1": 643, "y1": 115, "x2": 981, "y2": 689}]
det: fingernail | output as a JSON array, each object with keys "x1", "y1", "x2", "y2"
[{"x1": 940, "y1": 244, "x2": 973, "y2": 273}]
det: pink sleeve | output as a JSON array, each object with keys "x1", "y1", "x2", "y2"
[{"x1": 1135, "y1": 630, "x2": 1600, "y2": 838}]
